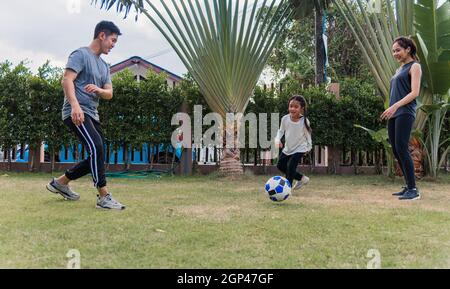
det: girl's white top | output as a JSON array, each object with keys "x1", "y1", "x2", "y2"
[{"x1": 275, "y1": 115, "x2": 312, "y2": 155}]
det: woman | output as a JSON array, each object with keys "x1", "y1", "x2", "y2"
[{"x1": 381, "y1": 36, "x2": 422, "y2": 200}]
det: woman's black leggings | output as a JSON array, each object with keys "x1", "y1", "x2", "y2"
[{"x1": 388, "y1": 114, "x2": 416, "y2": 189}]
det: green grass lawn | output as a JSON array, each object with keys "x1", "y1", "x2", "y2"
[{"x1": 1, "y1": 171, "x2": 449, "y2": 268}]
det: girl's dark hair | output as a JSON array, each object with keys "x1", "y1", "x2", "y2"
[
  {"x1": 393, "y1": 36, "x2": 420, "y2": 62},
  {"x1": 289, "y1": 95, "x2": 312, "y2": 133}
]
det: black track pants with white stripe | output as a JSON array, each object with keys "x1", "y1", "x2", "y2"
[{"x1": 64, "y1": 115, "x2": 106, "y2": 188}]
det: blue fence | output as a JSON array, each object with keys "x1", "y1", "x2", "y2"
[{"x1": 14, "y1": 143, "x2": 182, "y2": 164}]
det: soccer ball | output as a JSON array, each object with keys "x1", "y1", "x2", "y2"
[{"x1": 264, "y1": 176, "x2": 291, "y2": 202}]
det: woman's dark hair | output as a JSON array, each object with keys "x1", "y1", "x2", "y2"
[
  {"x1": 393, "y1": 36, "x2": 419, "y2": 62},
  {"x1": 94, "y1": 21, "x2": 122, "y2": 39},
  {"x1": 289, "y1": 95, "x2": 312, "y2": 133}
]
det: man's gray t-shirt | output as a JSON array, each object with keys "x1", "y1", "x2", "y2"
[{"x1": 62, "y1": 47, "x2": 111, "y2": 122}]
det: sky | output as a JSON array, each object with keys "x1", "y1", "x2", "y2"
[
  {"x1": 0, "y1": 0, "x2": 188, "y2": 77},
  {"x1": 1, "y1": 0, "x2": 445, "y2": 79}
]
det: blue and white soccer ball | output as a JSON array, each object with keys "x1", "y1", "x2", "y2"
[{"x1": 264, "y1": 176, "x2": 291, "y2": 202}]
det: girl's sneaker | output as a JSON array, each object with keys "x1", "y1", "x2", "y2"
[{"x1": 293, "y1": 175, "x2": 310, "y2": 190}]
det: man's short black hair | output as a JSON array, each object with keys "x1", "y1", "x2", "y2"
[{"x1": 94, "y1": 21, "x2": 122, "y2": 39}]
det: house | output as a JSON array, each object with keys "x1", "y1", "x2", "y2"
[{"x1": 110, "y1": 56, "x2": 183, "y2": 87}]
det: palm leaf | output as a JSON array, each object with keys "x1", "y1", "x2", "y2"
[
  {"x1": 354, "y1": 124, "x2": 390, "y2": 148},
  {"x1": 93, "y1": 0, "x2": 294, "y2": 117},
  {"x1": 332, "y1": 0, "x2": 406, "y2": 103},
  {"x1": 413, "y1": 0, "x2": 450, "y2": 95}
]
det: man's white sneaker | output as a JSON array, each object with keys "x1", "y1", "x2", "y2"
[
  {"x1": 96, "y1": 194, "x2": 126, "y2": 210},
  {"x1": 46, "y1": 178, "x2": 80, "y2": 201}
]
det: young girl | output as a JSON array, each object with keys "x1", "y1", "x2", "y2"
[
  {"x1": 275, "y1": 95, "x2": 312, "y2": 191},
  {"x1": 381, "y1": 36, "x2": 422, "y2": 200}
]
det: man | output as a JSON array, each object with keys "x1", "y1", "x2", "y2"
[{"x1": 46, "y1": 21, "x2": 125, "y2": 210}]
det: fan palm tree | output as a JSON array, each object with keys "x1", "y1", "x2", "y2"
[{"x1": 93, "y1": 0, "x2": 294, "y2": 175}]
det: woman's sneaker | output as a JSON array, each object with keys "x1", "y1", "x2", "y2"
[
  {"x1": 399, "y1": 188, "x2": 421, "y2": 200},
  {"x1": 293, "y1": 175, "x2": 310, "y2": 190},
  {"x1": 46, "y1": 178, "x2": 80, "y2": 201},
  {"x1": 96, "y1": 194, "x2": 126, "y2": 210},
  {"x1": 392, "y1": 186, "x2": 408, "y2": 196}
]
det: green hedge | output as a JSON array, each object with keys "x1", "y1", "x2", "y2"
[
  {"x1": 245, "y1": 78, "x2": 385, "y2": 151},
  {"x1": 0, "y1": 60, "x2": 385, "y2": 161},
  {"x1": 0, "y1": 63, "x2": 183, "y2": 164}
]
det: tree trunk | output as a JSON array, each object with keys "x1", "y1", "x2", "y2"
[
  {"x1": 315, "y1": 8, "x2": 326, "y2": 85},
  {"x1": 170, "y1": 147, "x2": 176, "y2": 176},
  {"x1": 394, "y1": 137, "x2": 424, "y2": 179},
  {"x1": 27, "y1": 147, "x2": 34, "y2": 172},
  {"x1": 7, "y1": 148, "x2": 12, "y2": 171},
  {"x1": 123, "y1": 143, "x2": 130, "y2": 171},
  {"x1": 105, "y1": 142, "x2": 110, "y2": 171},
  {"x1": 1, "y1": 149, "x2": 5, "y2": 171},
  {"x1": 149, "y1": 144, "x2": 154, "y2": 170},
  {"x1": 74, "y1": 144, "x2": 79, "y2": 162},
  {"x1": 28, "y1": 144, "x2": 41, "y2": 172},
  {"x1": 410, "y1": 137, "x2": 425, "y2": 179},
  {"x1": 219, "y1": 123, "x2": 243, "y2": 175},
  {"x1": 20, "y1": 143, "x2": 25, "y2": 159},
  {"x1": 409, "y1": 138, "x2": 425, "y2": 179},
  {"x1": 50, "y1": 147, "x2": 56, "y2": 174},
  {"x1": 351, "y1": 148, "x2": 358, "y2": 174},
  {"x1": 374, "y1": 149, "x2": 382, "y2": 174},
  {"x1": 350, "y1": 148, "x2": 355, "y2": 166},
  {"x1": 327, "y1": 146, "x2": 340, "y2": 174}
]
